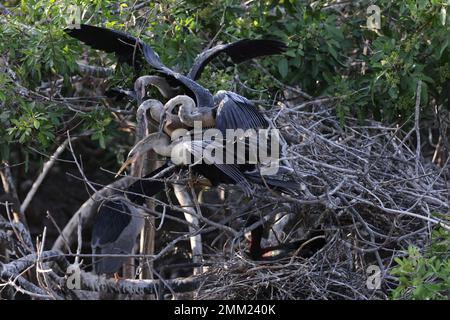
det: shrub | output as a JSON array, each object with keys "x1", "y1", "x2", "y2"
[{"x1": 390, "y1": 226, "x2": 450, "y2": 300}]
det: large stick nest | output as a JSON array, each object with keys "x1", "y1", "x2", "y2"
[
  {"x1": 1, "y1": 98, "x2": 448, "y2": 300},
  {"x1": 190, "y1": 100, "x2": 449, "y2": 300}
]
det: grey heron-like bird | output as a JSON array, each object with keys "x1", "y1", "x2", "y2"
[
  {"x1": 91, "y1": 163, "x2": 173, "y2": 275},
  {"x1": 91, "y1": 199, "x2": 143, "y2": 274}
]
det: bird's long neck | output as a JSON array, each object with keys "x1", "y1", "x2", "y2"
[
  {"x1": 153, "y1": 139, "x2": 173, "y2": 157},
  {"x1": 179, "y1": 103, "x2": 215, "y2": 127},
  {"x1": 147, "y1": 101, "x2": 165, "y2": 127},
  {"x1": 134, "y1": 75, "x2": 178, "y2": 103},
  {"x1": 136, "y1": 100, "x2": 164, "y2": 135},
  {"x1": 165, "y1": 95, "x2": 215, "y2": 128}
]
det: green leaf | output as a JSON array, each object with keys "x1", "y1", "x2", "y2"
[
  {"x1": 285, "y1": 49, "x2": 297, "y2": 57},
  {"x1": 19, "y1": 132, "x2": 27, "y2": 143},
  {"x1": 278, "y1": 58, "x2": 289, "y2": 78},
  {"x1": 438, "y1": 37, "x2": 448, "y2": 58},
  {"x1": 328, "y1": 44, "x2": 338, "y2": 60},
  {"x1": 98, "y1": 133, "x2": 106, "y2": 149},
  {"x1": 33, "y1": 120, "x2": 40, "y2": 129},
  {"x1": 324, "y1": 24, "x2": 344, "y2": 41}
]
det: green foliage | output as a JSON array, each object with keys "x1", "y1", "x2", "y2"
[
  {"x1": 6, "y1": 101, "x2": 58, "y2": 147},
  {"x1": 79, "y1": 109, "x2": 113, "y2": 149},
  {"x1": 0, "y1": 0, "x2": 120, "y2": 163},
  {"x1": 239, "y1": 0, "x2": 449, "y2": 123},
  {"x1": 390, "y1": 227, "x2": 450, "y2": 300},
  {"x1": 140, "y1": 0, "x2": 449, "y2": 124},
  {"x1": 0, "y1": 0, "x2": 448, "y2": 169}
]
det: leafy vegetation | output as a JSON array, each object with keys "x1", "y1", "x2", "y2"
[
  {"x1": 0, "y1": 0, "x2": 448, "y2": 300},
  {"x1": 1, "y1": 0, "x2": 449, "y2": 158},
  {"x1": 390, "y1": 227, "x2": 450, "y2": 300}
]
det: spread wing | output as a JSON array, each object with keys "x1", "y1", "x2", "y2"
[
  {"x1": 65, "y1": 24, "x2": 163, "y2": 69},
  {"x1": 214, "y1": 91, "x2": 268, "y2": 133},
  {"x1": 188, "y1": 39, "x2": 286, "y2": 80},
  {"x1": 151, "y1": 63, "x2": 214, "y2": 108},
  {"x1": 178, "y1": 138, "x2": 254, "y2": 195},
  {"x1": 65, "y1": 25, "x2": 214, "y2": 107}
]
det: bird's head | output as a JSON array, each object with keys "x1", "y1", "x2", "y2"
[
  {"x1": 165, "y1": 95, "x2": 215, "y2": 127},
  {"x1": 116, "y1": 132, "x2": 171, "y2": 177}
]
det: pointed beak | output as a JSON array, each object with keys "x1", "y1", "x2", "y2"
[
  {"x1": 115, "y1": 132, "x2": 169, "y2": 178},
  {"x1": 115, "y1": 154, "x2": 138, "y2": 177},
  {"x1": 115, "y1": 134, "x2": 158, "y2": 177}
]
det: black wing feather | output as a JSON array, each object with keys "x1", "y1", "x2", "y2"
[
  {"x1": 210, "y1": 164, "x2": 252, "y2": 196},
  {"x1": 244, "y1": 173, "x2": 299, "y2": 195},
  {"x1": 215, "y1": 91, "x2": 268, "y2": 133},
  {"x1": 65, "y1": 24, "x2": 214, "y2": 107},
  {"x1": 159, "y1": 64, "x2": 214, "y2": 108},
  {"x1": 188, "y1": 39, "x2": 286, "y2": 80},
  {"x1": 65, "y1": 24, "x2": 163, "y2": 69}
]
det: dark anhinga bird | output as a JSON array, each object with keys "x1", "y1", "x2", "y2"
[
  {"x1": 246, "y1": 216, "x2": 326, "y2": 261},
  {"x1": 65, "y1": 24, "x2": 286, "y2": 131},
  {"x1": 92, "y1": 94, "x2": 291, "y2": 274},
  {"x1": 111, "y1": 93, "x2": 285, "y2": 201},
  {"x1": 66, "y1": 25, "x2": 285, "y2": 192},
  {"x1": 122, "y1": 135, "x2": 293, "y2": 194},
  {"x1": 66, "y1": 25, "x2": 293, "y2": 273}
]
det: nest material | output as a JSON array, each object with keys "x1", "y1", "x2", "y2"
[
  {"x1": 193, "y1": 101, "x2": 449, "y2": 300},
  {"x1": 1, "y1": 100, "x2": 448, "y2": 300}
]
